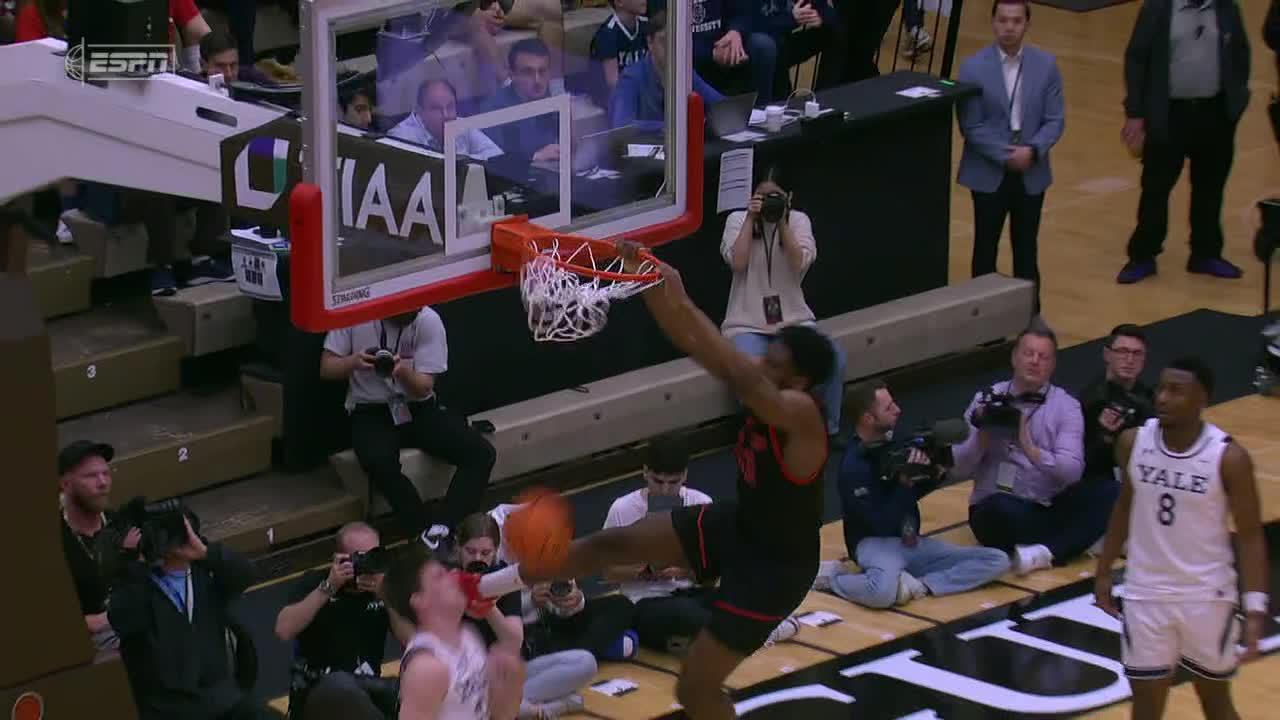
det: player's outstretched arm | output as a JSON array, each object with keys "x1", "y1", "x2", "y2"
[
  {"x1": 1223, "y1": 442, "x2": 1269, "y2": 660},
  {"x1": 621, "y1": 242, "x2": 811, "y2": 430},
  {"x1": 398, "y1": 653, "x2": 449, "y2": 720},
  {"x1": 1094, "y1": 428, "x2": 1137, "y2": 616}
]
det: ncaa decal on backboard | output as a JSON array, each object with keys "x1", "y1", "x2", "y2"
[{"x1": 64, "y1": 42, "x2": 174, "y2": 82}]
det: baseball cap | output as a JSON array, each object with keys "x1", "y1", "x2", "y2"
[{"x1": 57, "y1": 440, "x2": 115, "y2": 476}]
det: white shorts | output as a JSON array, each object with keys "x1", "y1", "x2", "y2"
[{"x1": 1121, "y1": 599, "x2": 1241, "y2": 681}]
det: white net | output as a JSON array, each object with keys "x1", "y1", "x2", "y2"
[{"x1": 519, "y1": 238, "x2": 662, "y2": 342}]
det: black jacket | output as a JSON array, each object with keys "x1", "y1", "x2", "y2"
[
  {"x1": 1077, "y1": 375, "x2": 1155, "y2": 480},
  {"x1": 1123, "y1": 0, "x2": 1251, "y2": 140},
  {"x1": 108, "y1": 544, "x2": 256, "y2": 720},
  {"x1": 836, "y1": 437, "x2": 943, "y2": 558}
]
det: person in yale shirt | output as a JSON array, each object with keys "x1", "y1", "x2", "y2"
[
  {"x1": 608, "y1": 9, "x2": 725, "y2": 132},
  {"x1": 1094, "y1": 357, "x2": 1268, "y2": 720},
  {"x1": 591, "y1": 0, "x2": 650, "y2": 92}
]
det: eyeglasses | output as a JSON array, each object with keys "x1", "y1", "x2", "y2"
[
  {"x1": 645, "y1": 473, "x2": 685, "y2": 487},
  {"x1": 1106, "y1": 346, "x2": 1145, "y2": 358}
]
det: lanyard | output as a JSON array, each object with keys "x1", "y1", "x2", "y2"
[
  {"x1": 1007, "y1": 58, "x2": 1023, "y2": 121},
  {"x1": 379, "y1": 321, "x2": 405, "y2": 353},
  {"x1": 759, "y1": 222, "x2": 781, "y2": 287}
]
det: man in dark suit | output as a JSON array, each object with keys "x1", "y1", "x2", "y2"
[
  {"x1": 956, "y1": 0, "x2": 1065, "y2": 312},
  {"x1": 1117, "y1": 0, "x2": 1250, "y2": 284}
]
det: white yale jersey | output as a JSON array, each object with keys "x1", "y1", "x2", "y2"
[
  {"x1": 400, "y1": 628, "x2": 489, "y2": 720},
  {"x1": 1123, "y1": 418, "x2": 1238, "y2": 603}
]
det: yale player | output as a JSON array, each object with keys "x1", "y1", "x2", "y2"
[{"x1": 1094, "y1": 357, "x2": 1269, "y2": 720}]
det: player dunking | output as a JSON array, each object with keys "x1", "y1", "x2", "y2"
[
  {"x1": 479, "y1": 242, "x2": 834, "y2": 720},
  {"x1": 1094, "y1": 357, "x2": 1270, "y2": 720},
  {"x1": 389, "y1": 548, "x2": 525, "y2": 720}
]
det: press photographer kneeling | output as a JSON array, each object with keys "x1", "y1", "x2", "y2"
[
  {"x1": 814, "y1": 381, "x2": 1010, "y2": 607},
  {"x1": 108, "y1": 501, "x2": 263, "y2": 720},
  {"x1": 1077, "y1": 324, "x2": 1154, "y2": 483},
  {"x1": 275, "y1": 522, "x2": 414, "y2": 720}
]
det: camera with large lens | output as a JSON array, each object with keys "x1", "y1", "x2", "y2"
[
  {"x1": 119, "y1": 497, "x2": 196, "y2": 562},
  {"x1": 881, "y1": 419, "x2": 969, "y2": 485},
  {"x1": 970, "y1": 389, "x2": 1040, "y2": 430},
  {"x1": 351, "y1": 546, "x2": 390, "y2": 576},
  {"x1": 1104, "y1": 385, "x2": 1153, "y2": 432},
  {"x1": 364, "y1": 347, "x2": 396, "y2": 377},
  {"x1": 760, "y1": 191, "x2": 788, "y2": 224}
]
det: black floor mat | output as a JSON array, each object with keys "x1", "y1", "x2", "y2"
[
  {"x1": 234, "y1": 309, "x2": 1269, "y2": 705},
  {"x1": 1032, "y1": 0, "x2": 1134, "y2": 11}
]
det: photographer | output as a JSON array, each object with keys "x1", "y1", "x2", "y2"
[
  {"x1": 1077, "y1": 324, "x2": 1154, "y2": 483},
  {"x1": 814, "y1": 381, "x2": 1010, "y2": 608},
  {"x1": 456, "y1": 513, "x2": 596, "y2": 720},
  {"x1": 57, "y1": 440, "x2": 140, "y2": 657},
  {"x1": 952, "y1": 321, "x2": 1100, "y2": 576},
  {"x1": 274, "y1": 522, "x2": 413, "y2": 720},
  {"x1": 320, "y1": 306, "x2": 496, "y2": 550},
  {"x1": 108, "y1": 507, "x2": 263, "y2": 720},
  {"x1": 720, "y1": 165, "x2": 847, "y2": 440}
]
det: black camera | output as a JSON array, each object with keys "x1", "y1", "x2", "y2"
[
  {"x1": 881, "y1": 419, "x2": 969, "y2": 485},
  {"x1": 1104, "y1": 386, "x2": 1151, "y2": 429},
  {"x1": 119, "y1": 497, "x2": 197, "y2": 562},
  {"x1": 971, "y1": 389, "x2": 1043, "y2": 429},
  {"x1": 464, "y1": 560, "x2": 491, "y2": 574},
  {"x1": 760, "y1": 191, "x2": 788, "y2": 224},
  {"x1": 549, "y1": 580, "x2": 573, "y2": 598},
  {"x1": 364, "y1": 347, "x2": 396, "y2": 377},
  {"x1": 351, "y1": 546, "x2": 390, "y2": 576}
]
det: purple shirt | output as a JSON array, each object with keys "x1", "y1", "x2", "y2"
[{"x1": 952, "y1": 381, "x2": 1085, "y2": 507}]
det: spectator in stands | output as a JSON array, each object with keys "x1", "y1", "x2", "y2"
[
  {"x1": 608, "y1": 10, "x2": 724, "y2": 132},
  {"x1": 953, "y1": 320, "x2": 1108, "y2": 576},
  {"x1": 275, "y1": 522, "x2": 413, "y2": 720},
  {"x1": 601, "y1": 434, "x2": 715, "y2": 654},
  {"x1": 341, "y1": 85, "x2": 375, "y2": 130},
  {"x1": 484, "y1": 506, "x2": 640, "y2": 664},
  {"x1": 483, "y1": 39, "x2": 561, "y2": 164},
  {"x1": 720, "y1": 165, "x2": 847, "y2": 441},
  {"x1": 1077, "y1": 324, "x2": 1154, "y2": 483},
  {"x1": 956, "y1": 0, "x2": 1065, "y2": 314},
  {"x1": 813, "y1": 381, "x2": 1010, "y2": 608},
  {"x1": 199, "y1": 28, "x2": 274, "y2": 86},
  {"x1": 648, "y1": 0, "x2": 772, "y2": 103},
  {"x1": 750, "y1": 0, "x2": 840, "y2": 96},
  {"x1": 389, "y1": 79, "x2": 504, "y2": 160},
  {"x1": 590, "y1": 0, "x2": 649, "y2": 93},
  {"x1": 109, "y1": 510, "x2": 265, "y2": 720},
  {"x1": 319, "y1": 307, "x2": 496, "y2": 551},
  {"x1": 492, "y1": 0, "x2": 567, "y2": 86},
  {"x1": 1116, "y1": 0, "x2": 1249, "y2": 284},
  {"x1": 456, "y1": 514, "x2": 595, "y2": 720},
  {"x1": 57, "y1": 440, "x2": 140, "y2": 657},
  {"x1": 14, "y1": 0, "x2": 62, "y2": 41},
  {"x1": 899, "y1": 0, "x2": 933, "y2": 59}
]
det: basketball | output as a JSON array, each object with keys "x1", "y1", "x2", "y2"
[{"x1": 503, "y1": 487, "x2": 574, "y2": 575}]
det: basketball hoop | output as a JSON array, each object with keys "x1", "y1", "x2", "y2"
[{"x1": 492, "y1": 218, "x2": 663, "y2": 342}]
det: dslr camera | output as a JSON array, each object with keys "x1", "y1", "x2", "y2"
[
  {"x1": 1103, "y1": 385, "x2": 1153, "y2": 431},
  {"x1": 759, "y1": 191, "x2": 789, "y2": 224},
  {"x1": 364, "y1": 347, "x2": 397, "y2": 377},
  {"x1": 350, "y1": 546, "x2": 390, "y2": 577},
  {"x1": 970, "y1": 388, "x2": 1043, "y2": 430},
  {"x1": 881, "y1": 419, "x2": 968, "y2": 485},
  {"x1": 117, "y1": 497, "x2": 198, "y2": 562}
]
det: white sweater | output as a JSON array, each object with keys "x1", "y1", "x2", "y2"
[{"x1": 719, "y1": 210, "x2": 818, "y2": 338}]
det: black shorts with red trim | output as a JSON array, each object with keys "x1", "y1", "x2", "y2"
[{"x1": 669, "y1": 503, "x2": 817, "y2": 655}]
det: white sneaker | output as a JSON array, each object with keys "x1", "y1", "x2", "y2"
[
  {"x1": 520, "y1": 694, "x2": 585, "y2": 720},
  {"x1": 763, "y1": 616, "x2": 801, "y2": 647},
  {"x1": 901, "y1": 28, "x2": 934, "y2": 58},
  {"x1": 1012, "y1": 544, "x2": 1053, "y2": 576},
  {"x1": 812, "y1": 559, "x2": 841, "y2": 592},
  {"x1": 895, "y1": 572, "x2": 929, "y2": 605},
  {"x1": 420, "y1": 524, "x2": 451, "y2": 551},
  {"x1": 1086, "y1": 537, "x2": 1105, "y2": 558}
]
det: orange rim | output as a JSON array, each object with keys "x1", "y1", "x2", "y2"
[{"x1": 492, "y1": 221, "x2": 662, "y2": 284}]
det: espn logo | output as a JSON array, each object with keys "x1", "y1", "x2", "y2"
[{"x1": 65, "y1": 43, "x2": 174, "y2": 82}]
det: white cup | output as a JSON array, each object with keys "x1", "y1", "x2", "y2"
[
  {"x1": 804, "y1": 100, "x2": 820, "y2": 118},
  {"x1": 765, "y1": 105, "x2": 784, "y2": 133}
]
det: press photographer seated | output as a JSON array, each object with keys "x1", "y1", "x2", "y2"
[
  {"x1": 107, "y1": 504, "x2": 263, "y2": 720},
  {"x1": 274, "y1": 522, "x2": 413, "y2": 720},
  {"x1": 57, "y1": 440, "x2": 139, "y2": 657},
  {"x1": 1077, "y1": 324, "x2": 1154, "y2": 482},
  {"x1": 320, "y1": 306, "x2": 496, "y2": 551},
  {"x1": 953, "y1": 322, "x2": 1110, "y2": 576},
  {"x1": 813, "y1": 381, "x2": 1009, "y2": 608}
]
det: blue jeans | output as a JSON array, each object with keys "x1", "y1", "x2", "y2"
[
  {"x1": 831, "y1": 536, "x2": 1011, "y2": 609},
  {"x1": 730, "y1": 330, "x2": 846, "y2": 436},
  {"x1": 902, "y1": 0, "x2": 924, "y2": 31}
]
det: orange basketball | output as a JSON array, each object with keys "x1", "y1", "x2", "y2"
[{"x1": 503, "y1": 487, "x2": 574, "y2": 576}]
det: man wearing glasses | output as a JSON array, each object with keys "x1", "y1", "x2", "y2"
[{"x1": 1077, "y1": 325, "x2": 1155, "y2": 484}]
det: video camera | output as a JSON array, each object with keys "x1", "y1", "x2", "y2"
[
  {"x1": 970, "y1": 388, "x2": 1045, "y2": 430},
  {"x1": 882, "y1": 419, "x2": 969, "y2": 485},
  {"x1": 1103, "y1": 384, "x2": 1154, "y2": 431},
  {"x1": 117, "y1": 497, "x2": 199, "y2": 562}
]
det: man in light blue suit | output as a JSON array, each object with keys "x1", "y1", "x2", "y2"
[{"x1": 956, "y1": 0, "x2": 1064, "y2": 312}]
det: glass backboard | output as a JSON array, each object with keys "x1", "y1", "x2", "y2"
[{"x1": 290, "y1": 0, "x2": 702, "y2": 332}]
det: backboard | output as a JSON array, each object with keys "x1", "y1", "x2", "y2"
[{"x1": 290, "y1": 0, "x2": 703, "y2": 332}]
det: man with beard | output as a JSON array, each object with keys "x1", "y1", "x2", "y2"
[{"x1": 57, "y1": 440, "x2": 140, "y2": 657}]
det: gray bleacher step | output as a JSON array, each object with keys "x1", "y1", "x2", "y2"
[
  {"x1": 48, "y1": 301, "x2": 183, "y2": 419},
  {"x1": 56, "y1": 386, "x2": 273, "y2": 502},
  {"x1": 27, "y1": 240, "x2": 93, "y2": 319},
  {"x1": 186, "y1": 465, "x2": 364, "y2": 557},
  {"x1": 153, "y1": 282, "x2": 256, "y2": 357}
]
